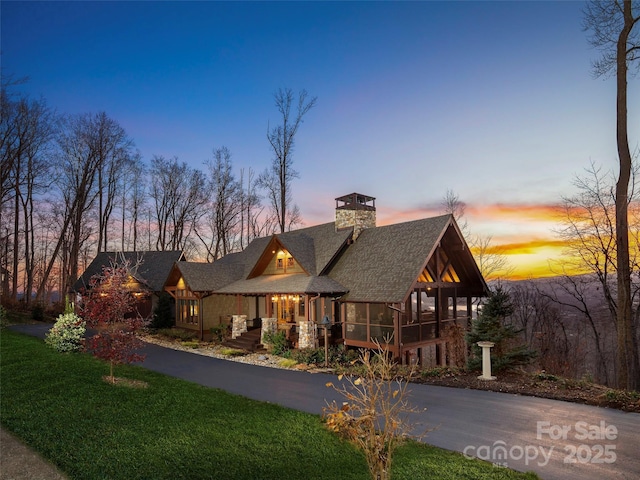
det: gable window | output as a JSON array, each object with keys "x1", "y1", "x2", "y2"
[
  {"x1": 275, "y1": 254, "x2": 295, "y2": 271},
  {"x1": 426, "y1": 248, "x2": 460, "y2": 283}
]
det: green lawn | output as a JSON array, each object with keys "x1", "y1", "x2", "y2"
[{"x1": 0, "y1": 329, "x2": 537, "y2": 480}]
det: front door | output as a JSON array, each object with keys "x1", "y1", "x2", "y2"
[{"x1": 275, "y1": 295, "x2": 297, "y2": 323}]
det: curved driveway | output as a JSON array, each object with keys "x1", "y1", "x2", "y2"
[{"x1": 9, "y1": 324, "x2": 640, "y2": 480}]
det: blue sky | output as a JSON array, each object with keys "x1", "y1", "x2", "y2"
[{"x1": 2, "y1": 1, "x2": 638, "y2": 276}]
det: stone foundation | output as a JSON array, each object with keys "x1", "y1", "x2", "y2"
[
  {"x1": 231, "y1": 315, "x2": 247, "y2": 339},
  {"x1": 298, "y1": 320, "x2": 317, "y2": 349}
]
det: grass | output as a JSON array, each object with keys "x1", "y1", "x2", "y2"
[{"x1": 0, "y1": 329, "x2": 537, "y2": 480}]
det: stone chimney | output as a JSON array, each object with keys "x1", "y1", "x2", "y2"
[{"x1": 335, "y1": 193, "x2": 376, "y2": 240}]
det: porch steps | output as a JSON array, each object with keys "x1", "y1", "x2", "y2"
[{"x1": 223, "y1": 328, "x2": 266, "y2": 353}]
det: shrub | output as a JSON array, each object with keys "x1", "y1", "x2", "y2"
[
  {"x1": 31, "y1": 303, "x2": 44, "y2": 322},
  {"x1": 210, "y1": 324, "x2": 227, "y2": 343},
  {"x1": 220, "y1": 348, "x2": 245, "y2": 357},
  {"x1": 421, "y1": 366, "x2": 461, "y2": 378},
  {"x1": 149, "y1": 292, "x2": 174, "y2": 330},
  {"x1": 278, "y1": 358, "x2": 298, "y2": 368},
  {"x1": 180, "y1": 341, "x2": 200, "y2": 349},
  {"x1": 263, "y1": 330, "x2": 290, "y2": 355},
  {"x1": 534, "y1": 371, "x2": 559, "y2": 382},
  {"x1": 290, "y1": 346, "x2": 359, "y2": 366},
  {"x1": 157, "y1": 328, "x2": 197, "y2": 341},
  {"x1": 324, "y1": 343, "x2": 422, "y2": 480},
  {"x1": 0, "y1": 304, "x2": 7, "y2": 327},
  {"x1": 45, "y1": 312, "x2": 86, "y2": 353},
  {"x1": 291, "y1": 347, "x2": 324, "y2": 365}
]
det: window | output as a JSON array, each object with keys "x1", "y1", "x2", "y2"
[
  {"x1": 276, "y1": 258, "x2": 284, "y2": 269},
  {"x1": 287, "y1": 257, "x2": 294, "y2": 267},
  {"x1": 369, "y1": 303, "x2": 393, "y2": 325},
  {"x1": 176, "y1": 284, "x2": 198, "y2": 325},
  {"x1": 178, "y1": 298, "x2": 199, "y2": 324}
]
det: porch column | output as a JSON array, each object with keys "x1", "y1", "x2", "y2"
[
  {"x1": 261, "y1": 317, "x2": 277, "y2": 345},
  {"x1": 298, "y1": 320, "x2": 317, "y2": 349},
  {"x1": 231, "y1": 315, "x2": 247, "y2": 339}
]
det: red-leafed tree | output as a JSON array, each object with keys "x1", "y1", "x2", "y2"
[{"x1": 81, "y1": 262, "x2": 147, "y2": 383}]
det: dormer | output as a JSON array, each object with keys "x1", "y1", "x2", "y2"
[{"x1": 247, "y1": 237, "x2": 307, "y2": 278}]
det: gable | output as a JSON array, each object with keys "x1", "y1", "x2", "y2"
[
  {"x1": 73, "y1": 250, "x2": 185, "y2": 293},
  {"x1": 245, "y1": 223, "x2": 353, "y2": 280},
  {"x1": 247, "y1": 237, "x2": 308, "y2": 278},
  {"x1": 328, "y1": 215, "x2": 486, "y2": 303},
  {"x1": 165, "y1": 256, "x2": 245, "y2": 293}
]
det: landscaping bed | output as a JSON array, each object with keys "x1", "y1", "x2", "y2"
[{"x1": 414, "y1": 368, "x2": 640, "y2": 413}]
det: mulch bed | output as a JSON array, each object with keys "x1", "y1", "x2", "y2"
[{"x1": 414, "y1": 370, "x2": 640, "y2": 413}]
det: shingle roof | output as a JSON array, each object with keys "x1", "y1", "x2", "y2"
[
  {"x1": 73, "y1": 251, "x2": 185, "y2": 293},
  {"x1": 276, "y1": 222, "x2": 353, "y2": 275},
  {"x1": 216, "y1": 273, "x2": 347, "y2": 295},
  {"x1": 328, "y1": 215, "x2": 453, "y2": 303},
  {"x1": 172, "y1": 223, "x2": 353, "y2": 294},
  {"x1": 172, "y1": 255, "x2": 246, "y2": 292},
  {"x1": 162, "y1": 214, "x2": 485, "y2": 302}
]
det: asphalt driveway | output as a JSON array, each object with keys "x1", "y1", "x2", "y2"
[{"x1": 7, "y1": 324, "x2": 640, "y2": 480}]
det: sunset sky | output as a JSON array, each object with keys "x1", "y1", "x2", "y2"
[{"x1": 2, "y1": 1, "x2": 638, "y2": 279}]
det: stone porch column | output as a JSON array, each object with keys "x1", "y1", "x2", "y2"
[
  {"x1": 298, "y1": 320, "x2": 317, "y2": 349},
  {"x1": 261, "y1": 317, "x2": 277, "y2": 346},
  {"x1": 231, "y1": 315, "x2": 247, "y2": 339}
]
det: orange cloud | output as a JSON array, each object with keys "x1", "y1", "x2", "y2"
[
  {"x1": 466, "y1": 203, "x2": 565, "y2": 221},
  {"x1": 482, "y1": 239, "x2": 568, "y2": 256}
]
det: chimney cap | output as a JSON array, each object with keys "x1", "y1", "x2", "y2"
[{"x1": 335, "y1": 193, "x2": 376, "y2": 211}]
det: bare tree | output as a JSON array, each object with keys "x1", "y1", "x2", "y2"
[
  {"x1": 93, "y1": 112, "x2": 133, "y2": 253},
  {"x1": 238, "y1": 167, "x2": 262, "y2": 250},
  {"x1": 0, "y1": 90, "x2": 54, "y2": 303},
  {"x1": 195, "y1": 147, "x2": 242, "y2": 261},
  {"x1": 17, "y1": 98, "x2": 54, "y2": 304},
  {"x1": 118, "y1": 152, "x2": 146, "y2": 252},
  {"x1": 511, "y1": 280, "x2": 582, "y2": 380},
  {"x1": 258, "y1": 88, "x2": 316, "y2": 233},
  {"x1": 550, "y1": 162, "x2": 640, "y2": 384},
  {"x1": 439, "y1": 189, "x2": 511, "y2": 279},
  {"x1": 36, "y1": 113, "x2": 121, "y2": 301},
  {"x1": 472, "y1": 235, "x2": 513, "y2": 280},
  {"x1": 149, "y1": 155, "x2": 206, "y2": 251},
  {"x1": 584, "y1": 0, "x2": 639, "y2": 389},
  {"x1": 440, "y1": 188, "x2": 468, "y2": 235}
]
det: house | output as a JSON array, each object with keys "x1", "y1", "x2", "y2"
[
  {"x1": 73, "y1": 250, "x2": 185, "y2": 319},
  {"x1": 164, "y1": 193, "x2": 488, "y2": 365}
]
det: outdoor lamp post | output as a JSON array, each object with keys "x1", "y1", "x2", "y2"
[{"x1": 320, "y1": 315, "x2": 331, "y2": 368}]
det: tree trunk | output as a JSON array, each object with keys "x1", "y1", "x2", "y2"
[{"x1": 614, "y1": 0, "x2": 638, "y2": 391}]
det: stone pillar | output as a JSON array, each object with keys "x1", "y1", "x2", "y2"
[
  {"x1": 231, "y1": 315, "x2": 247, "y2": 339},
  {"x1": 261, "y1": 317, "x2": 278, "y2": 345},
  {"x1": 298, "y1": 320, "x2": 317, "y2": 349}
]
